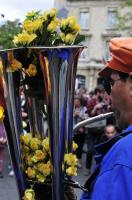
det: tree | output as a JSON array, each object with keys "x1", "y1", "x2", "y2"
[
  {"x1": 117, "y1": 0, "x2": 132, "y2": 36},
  {"x1": 0, "y1": 19, "x2": 22, "y2": 49}
]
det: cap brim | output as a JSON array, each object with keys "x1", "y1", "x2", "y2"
[
  {"x1": 99, "y1": 66, "x2": 113, "y2": 77},
  {"x1": 99, "y1": 57, "x2": 132, "y2": 77}
]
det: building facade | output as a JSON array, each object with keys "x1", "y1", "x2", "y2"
[{"x1": 54, "y1": 0, "x2": 125, "y2": 91}]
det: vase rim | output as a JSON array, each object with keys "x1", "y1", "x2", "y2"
[
  {"x1": 0, "y1": 45, "x2": 87, "y2": 52},
  {"x1": 0, "y1": 47, "x2": 25, "y2": 52},
  {"x1": 28, "y1": 45, "x2": 86, "y2": 49}
]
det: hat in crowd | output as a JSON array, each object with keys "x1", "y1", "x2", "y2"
[{"x1": 99, "y1": 37, "x2": 132, "y2": 77}]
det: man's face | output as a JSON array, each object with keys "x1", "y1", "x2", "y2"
[{"x1": 110, "y1": 72, "x2": 131, "y2": 129}]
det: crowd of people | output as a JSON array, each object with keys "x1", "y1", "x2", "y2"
[{"x1": 73, "y1": 85, "x2": 117, "y2": 175}]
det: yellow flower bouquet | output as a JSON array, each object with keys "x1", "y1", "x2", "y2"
[
  {"x1": 13, "y1": 8, "x2": 84, "y2": 47},
  {"x1": 20, "y1": 134, "x2": 78, "y2": 182},
  {"x1": 21, "y1": 134, "x2": 78, "y2": 200}
]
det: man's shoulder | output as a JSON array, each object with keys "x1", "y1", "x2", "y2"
[{"x1": 100, "y1": 133, "x2": 132, "y2": 173}]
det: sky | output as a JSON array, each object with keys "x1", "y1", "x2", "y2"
[{"x1": 0, "y1": 0, "x2": 54, "y2": 21}]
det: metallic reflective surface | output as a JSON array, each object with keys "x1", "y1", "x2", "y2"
[
  {"x1": 37, "y1": 46, "x2": 83, "y2": 200},
  {"x1": 73, "y1": 112, "x2": 114, "y2": 132},
  {"x1": 0, "y1": 49, "x2": 26, "y2": 199},
  {"x1": 0, "y1": 46, "x2": 83, "y2": 200}
]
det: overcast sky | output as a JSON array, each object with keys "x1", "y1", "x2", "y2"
[{"x1": 0, "y1": 0, "x2": 54, "y2": 21}]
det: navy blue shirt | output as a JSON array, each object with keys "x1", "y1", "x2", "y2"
[{"x1": 81, "y1": 125, "x2": 132, "y2": 200}]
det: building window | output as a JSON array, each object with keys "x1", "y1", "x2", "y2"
[
  {"x1": 75, "y1": 75, "x2": 86, "y2": 89},
  {"x1": 107, "y1": 10, "x2": 117, "y2": 29},
  {"x1": 79, "y1": 38, "x2": 89, "y2": 60},
  {"x1": 79, "y1": 11, "x2": 89, "y2": 30}
]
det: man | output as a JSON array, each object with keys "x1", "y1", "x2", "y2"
[
  {"x1": 81, "y1": 37, "x2": 132, "y2": 199},
  {"x1": 100, "y1": 124, "x2": 117, "y2": 142},
  {"x1": 105, "y1": 124, "x2": 116, "y2": 140}
]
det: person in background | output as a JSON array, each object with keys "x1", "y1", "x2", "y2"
[
  {"x1": 100, "y1": 124, "x2": 117, "y2": 142},
  {"x1": 73, "y1": 96, "x2": 88, "y2": 168},
  {"x1": 81, "y1": 37, "x2": 132, "y2": 199},
  {"x1": 84, "y1": 93, "x2": 107, "y2": 176},
  {"x1": 87, "y1": 87, "x2": 105, "y2": 117},
  {"x1": 77, "y1": 87, "x2": 88, "y2": 107}
]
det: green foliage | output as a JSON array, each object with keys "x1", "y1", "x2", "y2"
[
  {"x1": 123, "y1": 0, "x2": 132, "y2": 6},
  {"x1": 74, "y1": 34, "x2": 85, "y2": 45},
  {"x1": 0, "y1": 19, "x2": 22, "y2": 49},
  {"x1": 117, "y1": 0, "x2": 132, "y2": 36}
]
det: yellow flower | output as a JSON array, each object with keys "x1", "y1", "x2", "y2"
[
  {"x1": 7, "y1": 59, "x2": 22, "y2": 72},
  {"x1": 20, "y1": 133, "x2": 32, "y2": 146},
  {"x1": 72, "y1": 141, "x2": 78, "y2": 152},
  {"x1": 23, "y1": 19, "x2": 43, "y2": 33},
  {"x1": 47, "y1": 21, "x2": 57, "y2": 33},
  {"x1": 42, "y1": 137, "x2": 49, "y2": 152},
  {"x1": 26, "y1": 167, "x2": 36, "y2": 178},
  {"x1": 65, "y1": 33, "x2": 75, "y2": 44},
  {"x1": 67, "y1": 16, "x2": 76, "y2": 28},
  {"x1": 66, "y1": 166, "x2": 77, "y2": 176},
  {"x1": 64, "y1": 153, "x2": 78, "y2": 166},
  {"x1": 30, "y1": 138, "x2": 41, "y2": 151},
  {"x1": 50, "y1": 8, "x2": 57, "y2": 18},
  {"x1": 23, "y1": 20, "x2": 34, "y2": 32},
  {"x1": 23, "y1": 189, "x2": 35, "y2": 200},
  {"x1": 26, "y1": 64, "x2": 37, "y2": 77},
  {"x1": 60, "y1": 19, "x2": 68, "y2": 29},
  {"x1": 32, "y1": 150, "x2": 46, "y2": 163},
  {"x1": 36, "y1": 173, "x2": 46, "y2": 183},
  {"x1": 13, "y1": 36, "x2": 19, "y2": 44},
  {"x1": 73, "y1": 24, "x2": 81, "y2": 32},
  {"x1": 53, "y1": 17, "x2": 60, "y2": 26},
  {"x1": 60, "y1": 32, "x2": 66, "y2": 42},
  {"x1": 13, "y1": 31, "x2": 37, "y2": 45},
  {"x1": 37, "y1": 162, "x2": 51, "y2": 177},
  {"x1": 26, "y1": 155, "x2": 33, "y2": 166},
  {"x1": 0, "y1": 106, "x2": 4, "y2": 122}
]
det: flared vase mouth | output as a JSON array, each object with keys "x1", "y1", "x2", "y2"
[
  {"x1": 0, "y1": 45, "x2": 87, "y2": 52},
  {"x1": 28, "y1": 45, "x2": 86, "y2": 49}
]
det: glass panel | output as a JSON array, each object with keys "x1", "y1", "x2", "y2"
[
  {"x1": 76, "y1": 75, "x2": 86, "y2": 89},
  {"x1": 79, "y1": 11, "x2": 89, "y2": 29},
  {"x1": 79, "y1": 39, "x2": 89, "y2": 60},
  {"x1": 107, "y1": 10, "x2": 117, "y2": 29}
]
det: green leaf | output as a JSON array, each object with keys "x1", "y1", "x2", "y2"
[{"x1": 73, "y1": 34, "x2": 85, "y2": 45}]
